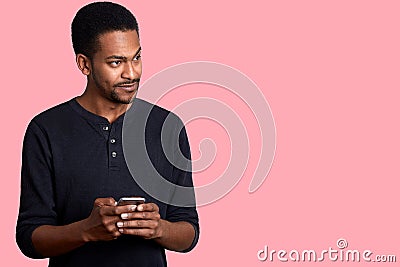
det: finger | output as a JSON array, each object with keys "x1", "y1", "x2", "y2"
[
  {"x1": 116, "y1": 219, "x2": 158, "y2": 229},
  {"x1": 118, "y1": 227, "x2": 157, "y2": 239},
  {"x1": 99, "y1": 205, "x2": 122, "y2": 216},
  {"x1": 115, "y1": 205, "x2": 137, "y2": 214},
  {"x1": 120, "y1": 211, "x2": 160, "y2": 220},
  {"x1": 106, "y1": 224, "x2": 123, "y2": 240},
  {"x1": 137, "y1": 203, "x2": 159, "y2": 212},
  {"x1": 94, "y1": 197, "x2": 116, "y2": 207},
  {"x1": 101, "y1": 204, "x2": 138, "y2": 216}
]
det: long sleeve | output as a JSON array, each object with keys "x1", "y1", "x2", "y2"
[
  {"x1": 16, "y1": 120, "x2": 58, "y2": 259},
  {"x1": 166, "y1": 120, "x2": 199, "y2": 252}
]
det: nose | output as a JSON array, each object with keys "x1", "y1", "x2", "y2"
[{"x1": 121, "y1": 62, "x2": 140, "y2": 80}]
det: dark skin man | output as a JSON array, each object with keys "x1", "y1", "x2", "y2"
[{"x1": 31, "y1": 29, "x2": 195, "y2": 257}]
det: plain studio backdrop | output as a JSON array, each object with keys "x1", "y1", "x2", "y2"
[{"x1": 1, "y1": 1, "x2": 399, "y2": 266}]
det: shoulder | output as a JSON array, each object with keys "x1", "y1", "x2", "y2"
[
  {"x1": 31, "y1": 99, "x2": 74, "y2": 125},
  {"x1": 133, "y1": 98, "x2": 183, "y2": 127},
  {"x1": 27, "y1": 99, "x2": 76, "y2": 134}
]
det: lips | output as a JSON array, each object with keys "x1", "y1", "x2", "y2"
[{"x1": 115, "y1": 82, "x2": 138, "y2": 92}]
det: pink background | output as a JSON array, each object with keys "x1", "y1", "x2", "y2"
[{"x1": 2, "y1": 0, "x2": 399, "y2": 266}]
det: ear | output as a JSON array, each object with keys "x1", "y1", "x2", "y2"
[{"x1": 76, "y1": 54, "x2": 91, "y2": 76}]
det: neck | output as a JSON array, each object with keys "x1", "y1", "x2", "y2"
[{"x1": 76, "y1": 90, "x2": 132, "y2": 123}]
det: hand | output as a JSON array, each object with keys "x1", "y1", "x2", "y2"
[
  {"x1": 81, "y1": 198, "x2": 136, "y2": 242},
  {"x1": 116, "y1": 202, "x2": 163, "y2": 239}
]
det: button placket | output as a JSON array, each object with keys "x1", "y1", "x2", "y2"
[
  {"x1": 110, "y1": 137, "x2": 117, "y2": 158},
  {"x1": 108, "y1": 123, "x2": 120, "y2": 170}
]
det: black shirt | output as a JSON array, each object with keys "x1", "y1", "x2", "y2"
[{"x1": 16, "y1": 98, "x2": 199, "y2": 267}]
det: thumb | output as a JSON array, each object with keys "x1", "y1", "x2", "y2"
[{"x1": 94, "y1": 197, "x2": 116, "y2": 207}]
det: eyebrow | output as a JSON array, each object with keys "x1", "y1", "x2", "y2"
[{"x1": 105, "y1": 46, "x2": 142, "y2": 60}]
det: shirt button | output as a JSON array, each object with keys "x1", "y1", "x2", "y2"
[
  {"x1": 111, "y1": 152, "x2": 117, "y2": 158},
  {"x1": 110, "y1": 138, "x2": 116, "y2": 144},
  {"x1": 102, "y1": 126, "x2": 109, "y2": 131}
]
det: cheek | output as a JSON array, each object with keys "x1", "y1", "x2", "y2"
[
  {"x1": 96, "y1": 68, "x2": 120, "y2": 86},
  {"x1": 133, "y1": 62, "x2": 143, "y2": 77},
  {"x1": 137, "y1": 63, "x2": 143, "y2": 76}
]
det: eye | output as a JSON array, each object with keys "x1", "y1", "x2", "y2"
[
  {"x1": 109, "y1": 61, "x2": 121, "y2": 67},
  {"x1": 133, "y1": 53, "x2": 142, "y2": 61}
]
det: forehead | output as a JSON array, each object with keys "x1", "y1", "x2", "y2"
[{"x1": 96, "y1": 30, "x2": 140, "y2": 57}]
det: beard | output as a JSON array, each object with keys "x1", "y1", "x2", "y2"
[
  {"x1": 92, "y1": 70, "x2": 140, "y2": 104},
  {"x1": 110, "y1": 85, "x2": 138, "y2": 104}
]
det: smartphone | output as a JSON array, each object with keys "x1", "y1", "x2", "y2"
[{"x1": 117, "y1": 197, "x2": 145, "y2": 206}]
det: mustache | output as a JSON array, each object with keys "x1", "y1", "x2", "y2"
[{"x1": 114, "y1": 78, "x2": 140, "y2": 87}]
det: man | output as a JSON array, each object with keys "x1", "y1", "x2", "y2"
[{"x1": 16, "y1": 2, "x2": 199, "y2": 266}]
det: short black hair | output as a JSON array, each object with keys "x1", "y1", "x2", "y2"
[{"x1": 71, "y1": 1, "x2": 139, "y2": 58}]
